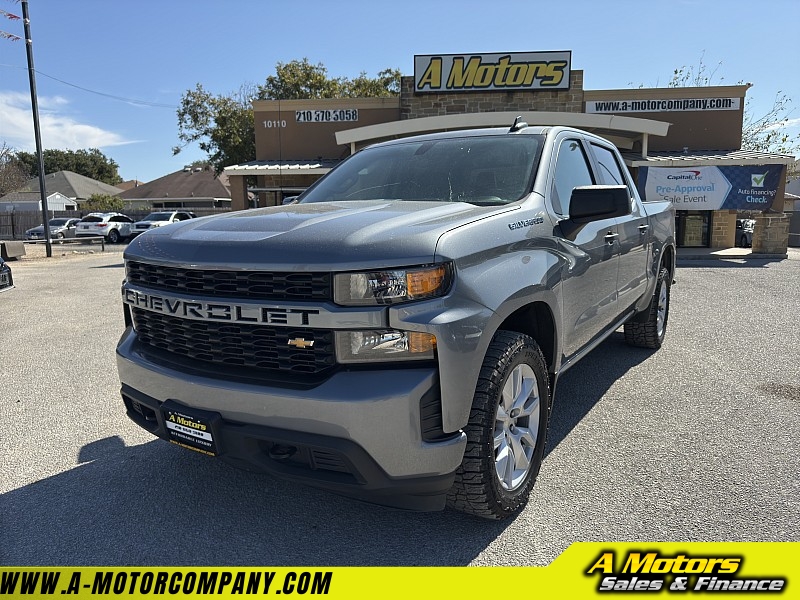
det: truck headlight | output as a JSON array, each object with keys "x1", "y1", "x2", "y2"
[
  {"x1": 335, "y1": 330, "x2": 436, "y2": 363},
  {"x1": 333, "y1": 264, "x2": 451, "y2": 306}
]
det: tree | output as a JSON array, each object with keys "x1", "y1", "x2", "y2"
[
  {"x1": 667, "y1": 56, "x2": 800, "y2": 159},
  {"x1": 0, "y1": 142, "x2": 29, "y2": 197},
  {"x1": 258, "y1": 59, "x2": 401, "y2": 99},
  {"x1": 259, "y1": 59, "x2": 345, "y2": 99},
  {"x1": 175, "y1": 83, "x2": 256, "y2": 177},
  {"x1": 82, "y1": 193, "x2": 123, "y2": 213},
  {"x1": 14, "y1": 148, "x2": 123, "y2": 185},
  {"x1": 174, "y1": 59, "x2": 401, "y2": 173},
  {"x1": 740, "y1": 93, "x2": 799, "y2": 161}
]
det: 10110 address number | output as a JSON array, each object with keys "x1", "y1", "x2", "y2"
[{"x1": 296, "y1": 109, "x2": 358, "y2": 123}]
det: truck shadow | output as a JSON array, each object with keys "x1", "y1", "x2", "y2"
[
  {"x1": 545, "y1": 331, "x2": 653, "y2": 457},
  {"x1": 1, "y1": 335, "x2": 645, "y2": 568},
  {"x1": 1, "y1": 435, "x2": 509, "y2": 566},
  {"x1": 676, "y1": 258, "x2": 785, "y2": 269}
]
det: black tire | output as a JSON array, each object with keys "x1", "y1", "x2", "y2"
[
  {"x1": 108, "y1": 229, "x2": 120, "y2": 244},
  {"x1": 56, "y1": 232, "x2": 64, "y2": 244},
  {"x1": 447, "y1": 331, "x2": 551, "y2": 520},
  {"x1": 624, "y1": 266, "x2": 670, "y2": 349}
]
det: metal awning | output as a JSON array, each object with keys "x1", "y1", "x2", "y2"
[
  {"x1": 621, "y1": 149, "x2": 796, "y2": 168},
  {"x1": 223, "y1": 160, "x2": 339, "y2": 177},
  {"x1": 248, "y1": 187, "x2": 308, "y2": 193},
  {"x1": 335, "y1": 111, "x2": 671, "y2": 156}
]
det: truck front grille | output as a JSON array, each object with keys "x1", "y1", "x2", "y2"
[
  {"x1": 131, "y1": 308, "x2": 336, "y2": 376},
  {"x1": 126, "y1": 261, "x2": 332, "y2": 301}
]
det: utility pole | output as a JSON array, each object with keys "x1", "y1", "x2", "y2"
[{"x1": 22, "y1": 0, "x2": 52, "y2": 257}]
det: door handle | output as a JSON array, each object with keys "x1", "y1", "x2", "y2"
[
  {"x1": 638, "y1": 224, "x2": 650, "y2": 234},
  {"x1": 604, "y1": 232, "x2": 619, "y2": 244}
]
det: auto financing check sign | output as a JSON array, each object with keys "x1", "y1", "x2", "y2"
[{"x1": 637, "y1": 165, "x2": 784, "y2": 211}]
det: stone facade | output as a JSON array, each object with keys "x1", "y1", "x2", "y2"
[
  {"x1": 710, "y1": 210, "x2": 736, "y2": 248},
  {"x1": 399, "y1": 71, "x2": 584, "y2": 120},
  {"x1": 752, "y1": 213, "x2": 790, "y2": 255}
]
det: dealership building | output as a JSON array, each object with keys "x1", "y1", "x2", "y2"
[{"x1": 224, "y1": 51, "x2": 795, "y2": 252}]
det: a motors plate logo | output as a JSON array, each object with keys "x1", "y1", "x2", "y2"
[{"x1": 414, "y1": 51, "x2": 571, "y2": 93}]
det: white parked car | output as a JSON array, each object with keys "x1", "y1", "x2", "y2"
[
  {"x1": 130, "y1": 211, "x2": 196, "y2": 238},
  {"x1": 76, "y1": 212, "x2": 134, "y2": 243}
]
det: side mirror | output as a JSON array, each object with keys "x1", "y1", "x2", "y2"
[
  {"x1": 282, "y1": 196, "x2": 299, "y2": 205},
  {"x1": 569, "y1": 185, "x2": 631, "y2": 224}
]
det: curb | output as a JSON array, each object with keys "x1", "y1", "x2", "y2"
[{"x1": 677, "y1": 253, "x2": 788, "y2": 261}]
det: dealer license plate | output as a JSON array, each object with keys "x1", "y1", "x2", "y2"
[
  {"x1": 0, "y1": 272, "x2": 8, "y2": 286},
  {"x1": 161, "y1": 401, "x2": 220, "y2": 456}
]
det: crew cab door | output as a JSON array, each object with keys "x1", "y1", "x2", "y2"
[
  {"x1": 548, "y1": 136, "x2": 620, "y2": 358},
  {"x1": 587, "y1": 142, "x2": 649, "y2": 309}
]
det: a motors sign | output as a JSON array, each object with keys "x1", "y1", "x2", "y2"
[{"x1": 414, "y1": 51, "x2": 571, "y2": 93}]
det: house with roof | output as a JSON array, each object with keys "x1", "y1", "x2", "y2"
[
  {"x1": 117, "y1": 165, "x2": 231, "y2": 210},
  {"x1": 14, "y1": 170, "x2": 123, "y2": 206},
  {"x1": 0, "y1": 191, "x2": 76, "y2": 212}
]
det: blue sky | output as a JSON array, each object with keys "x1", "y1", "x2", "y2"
[{"x1": 1, "y1": 0, "x2": 798, "y2": 183}]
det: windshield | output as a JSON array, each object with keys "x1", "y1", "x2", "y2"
[
  {"x1": 300, "y1": 135, "x2": 542, "y2": 206},
  {"x1": 143, "y1": 212, "x2": 172, "y2": 221},
  {"x1": 48, "y1": 218, "x2": 69, "y2": 226}
]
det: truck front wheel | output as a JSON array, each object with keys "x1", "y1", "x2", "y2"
[{"x1": 448, "y1": 331, "x2": 551, "y2": 520}]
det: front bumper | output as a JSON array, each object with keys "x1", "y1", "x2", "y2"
[
  {"x1": 0, "y1": 264, "x2": 13, "y2": 292},
  {"x1": 116, "y1": 328, "x2": 466, "y2": 511}
]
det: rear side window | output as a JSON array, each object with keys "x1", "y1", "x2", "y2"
[
  {"x1": 591, "y1": 143, "x2": 628, "y2": 186},
  {"x1": 551, "y1": 139, "x2": 594, "y2": 215}
]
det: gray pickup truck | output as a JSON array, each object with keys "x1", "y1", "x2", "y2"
[{"x1": 117, "y1": 123, "x2": 675, "y2": 519}]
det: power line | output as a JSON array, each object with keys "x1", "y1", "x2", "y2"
[{"x1": 0, "y1": 63, "x2": 178, "y2": 108}]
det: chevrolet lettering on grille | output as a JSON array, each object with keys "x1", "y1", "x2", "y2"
[{"x1": 123, "y1": 288, "x2": 320, "y2": 326}]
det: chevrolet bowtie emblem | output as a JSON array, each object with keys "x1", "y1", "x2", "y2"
[{"x1": 287, "y1": 337, "x2": 314, "y2": 349}]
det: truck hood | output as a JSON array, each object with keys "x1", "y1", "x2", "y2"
[{"x1": 124, "y1": 200, "x2": 517, "y2": 270}]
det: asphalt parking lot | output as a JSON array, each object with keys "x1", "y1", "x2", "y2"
[{"x1": 1, "y1": 246, "x2": 798, "y2": 566}]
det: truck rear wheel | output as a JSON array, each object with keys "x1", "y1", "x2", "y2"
[
  {"x1": 624, "y1": 266, "x2": 670, "y2": 349},
  {"x1": 447, "y1": 331, "x2": 551, "y2": 520}
]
